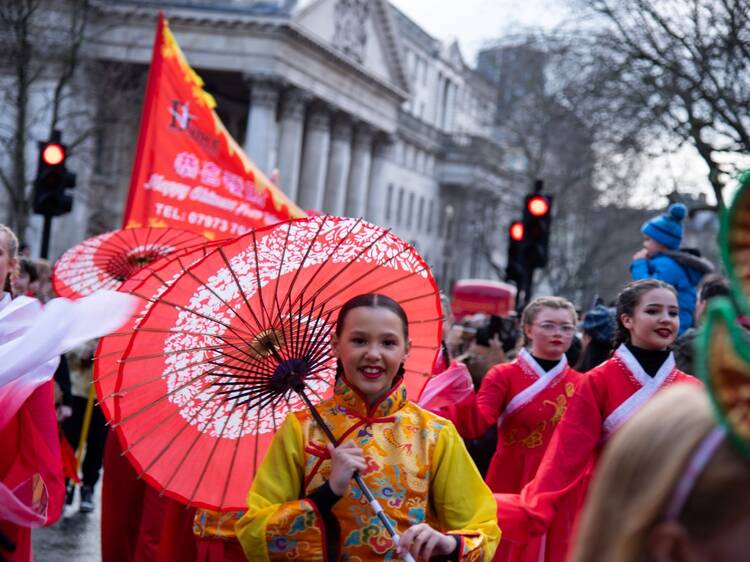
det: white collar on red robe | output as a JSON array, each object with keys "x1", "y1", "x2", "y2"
[
  {"x1": 602, "y1": 343, "x2": 675, "y2": 439},
  {"x1": 498, "y1": 348, "x2": 568, "y2": 428}
]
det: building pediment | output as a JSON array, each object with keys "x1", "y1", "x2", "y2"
[
  {"x1": 446, "y1": 41, "x2": 465, "y2": 69},
  {"x1": 294, "y1": 0, "x2": 409, "y2": 92}
]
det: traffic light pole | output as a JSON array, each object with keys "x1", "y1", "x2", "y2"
[
  {"x1": 516, "y1": 264, "x2": 535, "y2": 314},
  {"x1": 40, "y1": 214, "x2": 53, "y2": 259},
  {"x1": 508, "y1": 178, "x2": 552, "y2": 313},
  {"x1": 33, "y1": 129, "x2": 77, "y2": 258}
]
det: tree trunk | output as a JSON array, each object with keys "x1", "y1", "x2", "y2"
[{"x1": 11, "y1": 7, "x2": 31, "y2": 238}]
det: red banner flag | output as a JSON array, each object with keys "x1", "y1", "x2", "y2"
[{"x1": 123, "y1": 13, "x2": 305, "y2": 239}]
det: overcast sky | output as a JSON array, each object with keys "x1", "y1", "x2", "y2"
[
  {"x1": 389, "y1": 0, "x2": 571, "y2": 64},
  {"x1": 388, "y1": 0, "x2": 718, "y2": 206}
]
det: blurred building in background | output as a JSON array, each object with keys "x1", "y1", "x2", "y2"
[{"x1": 0, "y1": 0, "x2": 589, "y2": 290}]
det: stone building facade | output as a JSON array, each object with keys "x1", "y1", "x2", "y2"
[{"x1": 11, "y1": 0, "x2": 523, "y2": 290}]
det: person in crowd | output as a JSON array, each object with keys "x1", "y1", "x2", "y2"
[
  {"x1": 433, "y1": 296, "x2": 583, "y2": 562},
  {"x1": 13, "y1": 253, "x2": 78, "y2": 503},
  {"x1": 453, "y1": 331, "x2": 505, "y2": 477},
  {"x1": 565, "y1": 333, "x2": 582, "y2": 370},
  {"x1": 434, "y1": 292, "x2": 456, "y2": 372},
  {"x1": 0, "y1": 224, "x2": 64, "y2": 562},
  {"x1": 496, "y1": 279, "x2": 701, "y2": 562},
  {"x1": 575, "y1": 304, "x2": 616, "y2": 373},
  {"x1": 569, "y1": 383, "x2": 750, "y2": 562},
  {"x1": 31, "y1": 258, "x2": 53, "y2": 303},
  {"x1": 673, "y1": 274, "x2": 731, "y2": 374},
  {"x1": 233, "y1": 293, "x2": 500, "y2": 561},
  {"x1": 61, "y1": 340, "x2": 107, "y2": 513},
  {"x1": 101, "y1": 428, "x2": 198, "y2": 562},
  {"x1": 11, "y1": 258, "x2": 38, "y2": 298},
  {"x1": 0, "y1": 223, "x2": 135, "y2": 562},
  {"x1": 631, "y1": 203, "x2": 713, "y2": 334}
]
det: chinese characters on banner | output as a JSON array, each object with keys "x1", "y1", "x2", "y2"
[{"x1": 122, "y1": 13, "x2": 305, "y2": 239}]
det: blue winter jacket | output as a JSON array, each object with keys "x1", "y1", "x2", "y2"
[{"x1": 630, "y1": 250, "x2": 714, "y2": 335}]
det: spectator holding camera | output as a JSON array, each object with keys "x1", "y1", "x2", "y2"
[
  {"x1": 458, "y1": 318, "x2": 509, "y2": 388},
  {"x1": 449, "y1": 325, "x2": 508, "y2": 477},
  {"x1": 431, "y1": 296, "x2": 583, "y2": 562}
]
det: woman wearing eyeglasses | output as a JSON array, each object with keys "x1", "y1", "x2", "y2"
[
  {"x1": 435, "y1": 296, "x2": 584, "y2": 562},
  {"x1": 496, "y1": 279, "x2": 702, "y2": 562}
]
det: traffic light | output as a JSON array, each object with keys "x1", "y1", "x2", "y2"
[
  {"x1": 522, "y1": 192, "x2": 553, "y2": 269},
  {"x1": 33, "y1": 132, "x2": 76, "y2": 217},
  {"x1": 505, "y1": 220, "x2": 526, "y2": 285}
]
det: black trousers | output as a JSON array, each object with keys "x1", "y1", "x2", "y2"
[{"x1": 62, "y1": 396, "x2": 108, "y2": 487}]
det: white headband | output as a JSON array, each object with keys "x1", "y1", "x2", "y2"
[{"x1": 664, "y1": 426, "x2": 727, "y2": 521}]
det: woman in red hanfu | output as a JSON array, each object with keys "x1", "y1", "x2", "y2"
[
  {"x1": 100, "y1": 434, "x2": 198, "y2": 562},
  {"x1": 433, "y1": 296, "x2": 584, "y2": 562},
  {"x1": 0, "y1": 224, "x2": 134, "y2": 562},
  {"x1": 496, "y1": 279, "x2": 701, "y2": 561},
  {"x1": 0, "y1": 224, "x2": 64, "y2": 562}
]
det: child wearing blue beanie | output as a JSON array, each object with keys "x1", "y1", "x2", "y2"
[{"x1": 631, "y1": 203, "x2": 713, "y2": 334}]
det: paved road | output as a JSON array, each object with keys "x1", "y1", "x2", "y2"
[{"x1": 32, "y1": 486, "x2": 101, "y2": 562}]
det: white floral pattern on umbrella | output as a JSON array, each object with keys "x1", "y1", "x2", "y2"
[
  {"x1": 110, "y1": 215, "x2": 442, "y2": 510},
  {"x1": 52, "y1": 227, "x2": 208, "y2": 299}
]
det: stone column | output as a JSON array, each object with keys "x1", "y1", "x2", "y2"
[
  {"x1": 434, "y1": 73, "x2": 444, "y2": 126},
  {"x1": 276, "y1": 89, "x2": 308, "y2": 202},
  {"x1": 322, "y1": 114, "x2": 353, "y2": 215},
  {"x1": 345, "y1": 125, "x2": 374, "y2": 218},
  {"x1": 365, "y1": 136, "x2": 394, "y2": 226},
  {"x1": 242, "y1": 80, "x2": 279, "y2": 174},
  {"x1": 445, "y1": 82, "x2": 457, "y2": 132},
  {"x1": 297, "y1": 105, "x2": 331, "y2": 213}
]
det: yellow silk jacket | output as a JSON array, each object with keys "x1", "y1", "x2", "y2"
[{"x1": 234, "y1": 375, "x2": 500, "y2": 561}]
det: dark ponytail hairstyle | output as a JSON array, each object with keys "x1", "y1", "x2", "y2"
[
  {"x1": 613, "y1": 279, "x2": 677, "y2": 348},
  {"x1": 334, "y1": 293, "x2": 409, "y2": 380}
]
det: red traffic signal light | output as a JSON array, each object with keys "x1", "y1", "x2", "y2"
[
  {"x1": 34, "y1": 133, "x2": 76, "y2": 218},
  {"x1": 526, "y1": 195, "x2": 550, "y2": 217},
  {"x1": 509, "y1": 221, "x2": 524, "y2": 241},
  {"x1": 42, "y1": 143, "x2": 65, "y2": 166},
  {"x1": 522, "y1": 192, "x2": 554, "y2": 269}
]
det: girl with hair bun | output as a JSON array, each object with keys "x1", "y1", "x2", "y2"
[
  {"x1": 495, "y1": 279, "x2": 701, "y2": 561},
  {"x1": 234, "y1": 293, "x2": 500, "y2": 561}
]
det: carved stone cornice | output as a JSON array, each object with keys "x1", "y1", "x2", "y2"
[
  {"x1": 396, "y1": 109, "x2": 441, "y2": 152},
  {"x1": 306, "y1": 104, "x2": 330, "y2": 132},
  {"x1": 352, "y1": 124, "x2": 374, "y2": 151},
  {"x1": 372, "y1": 135, "x2": 395, "y2": 160},
  {"x1": 88, "y1": 1, "x2": 408, "y2": 101},
  {"x1": 250, "y1": 80, "x2": 280, "y2": 109},
  {"x1": 279, "y1": 89, "x2": 309, "y2": 122},
  {"x1": 330, "y1": 113, "x2": 353, "y2": 142}
]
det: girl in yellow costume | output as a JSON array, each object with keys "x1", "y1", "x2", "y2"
[{"x1": 235, "y1": 293, "x2": 500, "y2": 561}]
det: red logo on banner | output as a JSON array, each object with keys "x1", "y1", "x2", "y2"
[{"x1": 122, "y1": 13, "x2": 305, "y2": 239}]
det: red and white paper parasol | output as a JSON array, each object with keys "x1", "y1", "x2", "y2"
[
  {"x1": 52, "y1": 227, "x2": 208, "y2": 299},
  {"x1": 94, "y1": 239, "x2": 223, "y2": 422},
  {"x1": 106, "y1": 216, "x2": 442, "y2": 510}
]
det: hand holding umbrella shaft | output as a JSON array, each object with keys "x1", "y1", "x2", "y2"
[
  {"x1": 327, "y1": 441, "x2": 367, "y2": 495},
  {"x1": 302, "y1": 392, "x2": 416, "y2": 562}
]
